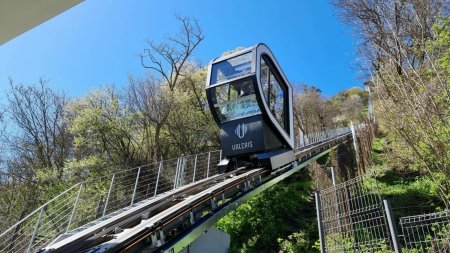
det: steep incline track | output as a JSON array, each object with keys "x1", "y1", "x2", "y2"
[{"x1": 42, "y1": 132, "x2": 351, "y2": 253}]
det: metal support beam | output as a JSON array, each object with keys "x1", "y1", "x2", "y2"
[
  {"x1": 179, "y1": 158, "x2": 185, "y2": 187},
  {"x1": 151, "y1": 233, "x2": 158, "y2": 247},
  {"x1": 331, "y1": 167, "x2": 346, "y2": 252},
  {"x1": 174, "y1": 159, "x2": 181, "y2": 189},
  {"x1": 103, "y1": 175, "x2": 115, "y2": 217},
  {"x1": 154, "y1": 162, "x2": 163, "y2": 196},
  {"x1": 192, "y1": 155, "x2": 198, "y2": 183},
  {"x1": 206, "y1": 152, "x2": 211, "y2": 178},
  {"x1": 190, "y1": 211, "x2": 195, "y2": 224},
  {"x1": 27, "y1": 207, "x2": 44, "y2": 253},
  {"x1": 131, "y1": 167, "x2": 141, "y2": 205},
  {"x1": 159, "y1": 229, "x2": 165, "y2": 243},
  {"x1": 210, "y1": 197, "x2": 216, "y2": 209},
  {"x1": 66, "y1": 183, "x2": 83, "y2": 233},
  {"x1": 350, "y1": 122, "x2": 360, "y2": 167}
]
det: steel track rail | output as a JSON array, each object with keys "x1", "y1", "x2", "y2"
[
  {"x1": 101, "y1": 136, "x2": 350, "y2": 253},
  {"x1": 41, "y1": 168, "x2": 249, "y2": 253},
  {"x1": 158, "y1": 147, "x2": 336, "y2": 253},
  {"x1": 103, "y1": 169, "x2": 267, "y2": 253}
]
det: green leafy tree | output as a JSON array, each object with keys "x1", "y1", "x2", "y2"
[{"x1": 67, "y1": 87, "x2": 141, "y2": 179}]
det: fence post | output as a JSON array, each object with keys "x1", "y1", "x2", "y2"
[
  {"x1": 27, "y1": 207, "x2": 44, "y2": 253},
  {"x1": 174, "y1": 158, "x2": 181, "y2": 189},
  {"x1": 66, "y1": 183, "x2": 83, "y2": 233},
  {"x1": 331, "y1": 167, "x2": 347, "y2": 252},
  {"x1": 299, "y1": 128, "x2": 305, "y2": 148},
  {"x1": 350, "y1": 122, "x2": 360, "y2": 167},
  {"x1": 206, "y1": 152, "x2": 211, "y2": 178},
  {"x1": 315, "y1": 191, "x2": 326, "y2": 253},
  {"x1": 331, "y1": 166, "x2": 337, "y2": 186},
  {"x1": 383, "y1": 199, "x2": 402, "y2": 253},
  {"x1": 154, "y1": 162, "x2": 163, "y2": 196},
  {"x1": 131, "y1": 167, "x2": 141, "y2": 205},
  {"x1": 103, "y1": 174, "x2": 115, "y2": 217},
  {"x1": 192, "y1": 155, "x2": 198, "y2": 183},
  {"x1": 179, "y1": 158, "x2": 185, "y2": 187}
]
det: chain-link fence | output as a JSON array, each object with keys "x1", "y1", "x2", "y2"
[{"x1": 315, "y1": 172, "x2": 450, "y2": 253}]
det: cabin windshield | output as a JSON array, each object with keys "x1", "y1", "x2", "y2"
[
  {"x1": 210, "y1": 52, "x2": 252, "y2": 85},
  {"x1": 211, "y1": 78, "x2": 261, "y2": 122}
]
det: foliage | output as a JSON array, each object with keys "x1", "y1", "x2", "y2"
[
  {"x1": 294, "y1": 84, "x2": 368, "y2": 135},
  {"x1": 294, "y1": 84, "x2": 338, "y2": 134},
  {"x1": 365, "y1": 135, "x2": 447, "y2": 218},
  {"x1": 330, "y1": 87, "x2": 369, "y2": 125},
  {"x1": 166, "y1": 64, "x2": 220, "y2": 154},
  {"x1": 216, "y1": 172, "x2": 318, "y2": 253},
  {"x1": 278, "y1": 231, "x2": 317, "y2": 253},
  {"x1": 334, "y1": 0, "x2": 450, "y2": 205},
  {"x1": 68, "y1": 87, "x2": 141, "y2": 173}
]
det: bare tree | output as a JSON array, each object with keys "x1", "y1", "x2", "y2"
[
  {"x1": 6, "y1": 78, "x2": 71, "y2": 173},
  {"x1": 165, "y1": 64, "x2": 220, "y2": 154},
  {"x1": 133, "y1": 15, "x2": 204, "y2": 161},
  {"x1": 0, "y1": 79, "x2": 71, "y2": 227},
  {"x1": 140, "y1": 15, "x2": 204, "y2": 91},
  {"x1": 294, "y1": 84, "x2": 337, "y2": 134},
  {"x1": 127, "y1": 76, "x2": 172, "y2": 162}
]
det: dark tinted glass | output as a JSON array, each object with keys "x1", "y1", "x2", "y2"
[{"x1": 269, "y1": 71, "x2": 285, "y2": 129}]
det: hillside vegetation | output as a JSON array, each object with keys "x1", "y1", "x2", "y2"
[{"x1": 214, "y1": 1, "x2": 449, "y2": 252}]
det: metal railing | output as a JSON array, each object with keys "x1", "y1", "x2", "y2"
[
  {"x1": 400, "y1": 210, "x2": 450, "y2": 252},
  {"x1": 298, "y1": 126, "x2": 352, "y2": 148},
  {"x1": 0, "y1": 150, "x2": 222, "y2": 253},
  {"x1": 0, "y1": 125, "x2": 355, "y2": 253},
  {"x1": 297, "y1": 124, "x2": 365, "y2": 149}
]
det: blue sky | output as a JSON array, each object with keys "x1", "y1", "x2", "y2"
[{"x1": 0, "y1": 0, "x2": 360, "y2": 100}]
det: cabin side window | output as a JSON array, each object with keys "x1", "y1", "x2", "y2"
[
  {"x1": 269, "y1": 72, "x2": 285, "y2": 130},
  {"x1": 260, "y1": 55, "x2": 287, "y2": 132},
  {"x1": 260, "y1": 58, "x2": 270, "y2": 102}
]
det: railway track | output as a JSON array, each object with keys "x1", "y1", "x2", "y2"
[
  {"x1": 41, "y1": 133, "x2": 351, "y2": 253},
  {"x1": 41, "y1": 167, "x2": 262, "y2": 253}
]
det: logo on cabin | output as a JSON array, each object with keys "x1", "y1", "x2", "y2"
[{"x1": 235, "y1": 123, "x2": 247, "y2": 139}]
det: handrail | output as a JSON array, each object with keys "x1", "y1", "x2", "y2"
[{"x1": 0, "y1": 183, "x2": 81, "y2": 237}]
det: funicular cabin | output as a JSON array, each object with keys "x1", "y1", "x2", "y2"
[{"x1": 206, "y1": 44, "x2": 295, "y2": 170}]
